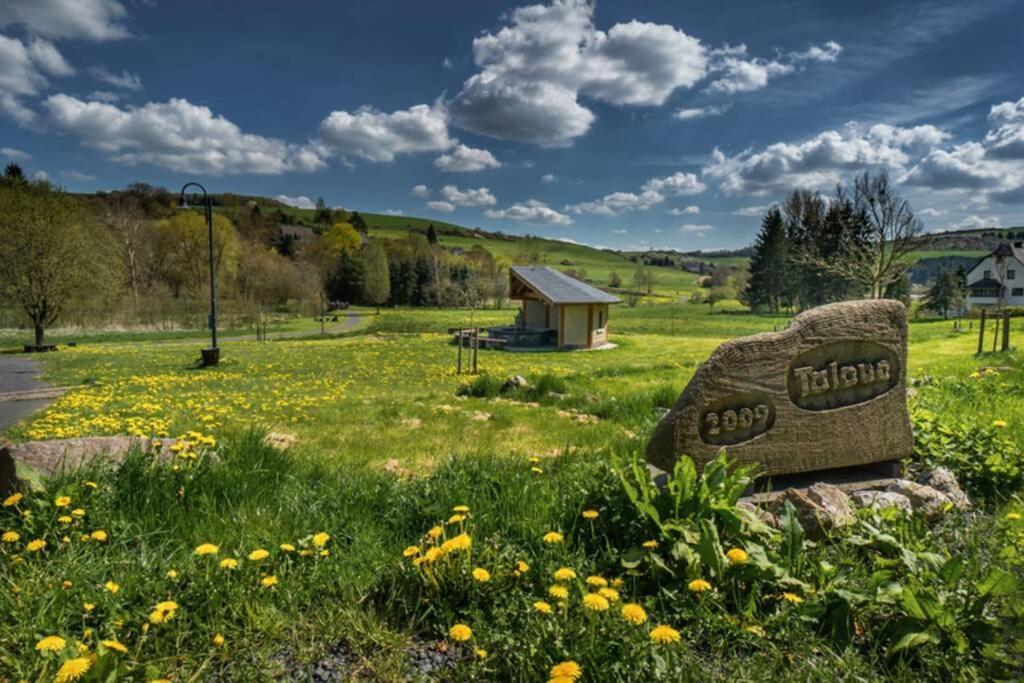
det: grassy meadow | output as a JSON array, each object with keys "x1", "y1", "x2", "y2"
[{"x1": 1, "y1": 302, "x2": 1023, "y2": 681}]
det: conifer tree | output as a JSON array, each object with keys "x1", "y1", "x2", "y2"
[{"x1": 743, "y1": 207, "x2": 789, "y2": 312}]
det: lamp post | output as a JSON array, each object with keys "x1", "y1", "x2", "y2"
[{"x1": 178, "y1": 182, "x2": 219, "y2": 366}]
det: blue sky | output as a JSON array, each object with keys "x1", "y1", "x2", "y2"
[{"x1": 1, "y1": 0, "x2": 1022, "y2": 251}]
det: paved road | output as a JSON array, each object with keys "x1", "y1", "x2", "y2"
[{"x1": 0, "y1": 355, "x2": 55, "y2": 434}]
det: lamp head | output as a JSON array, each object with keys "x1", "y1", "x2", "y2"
[{"x1": 177, "y1": 194, "x2": 189, "y2": 210}]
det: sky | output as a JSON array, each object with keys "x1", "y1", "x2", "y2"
[{"x1": 1, "y1": 0, "x2": 1022, "y2": 252}]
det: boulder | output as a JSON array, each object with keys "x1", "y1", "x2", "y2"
[
  {"x1": 501, "y1": 375, "x2": 529, "y2": 393},
  {"x1": 2, "y1": 436, "x2": 179, "y2": 478},
  {"x1": 782, "y1": 483, "x2": 855, "y2": 538},
  {"x1": 885, "y1": 480, "x2": 951, "y2": 518},
  {"x1": 919, "y1": 467, "x2": 971, "y2": 510},
  {"x1": 850, "y1": 490, "x2": 913, "y2": 512},
  {"x1": 0, "y1": 444, "x2": 17, "y2": 499},
  {"x1": 647, "y1": 300, "x2": 912, "y2": 478}
]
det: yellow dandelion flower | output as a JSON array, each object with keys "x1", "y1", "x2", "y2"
[
  {"x1": 688, "y1": 578, "x2": 712, "y2": 593},
  {"x1": 58, "y1": 516, "x2": 72, "y2": 524},
  {"x1": 213, "y1": 633, "x2": 225, "y2": 646},
  {"x1": 84, "y1": 482, "x2": 98, "y2": 489},
  {"x1": 533, "y1": 600, "x2": 553, "y2": 614},
  {"x1": 598, "y1": 587, "x2": 620, "y2": 603},
  {"x1": 55, "y1": 496, "x2": 72, "y2": 508},
  {"x1": 531, "y1": 466, "x2": 543, "y2": 474},
  {"x1": 61, "y1": 580, "x2": 72, "y2": 589},
  {"x1": 650, "y1": 624, "x2": 681, "y2": 644},
  {"x1": 472, "y1": 567, "x2": 492, "y2": 582},
  {"x1": 194, "y1": 543, "x2": 218, "y2": 556},
  {"x1": 1, "y1": 531, "x2": 19, "y2": 543},
  {"x1": 260, "y1": 575, "x2": 279, "y2": 588},
  {"x1": 550, "y1": 661, "x2": 582, "y2": 680},
  {"x1": 90, "y1": 530, "x2": 108, "y2": 543},
  {"x1": 745, "y1": 625, "x2": 766, "y2": 637},
  {"x1": 475, "y1": 648, "x2": 487, "y2": 659},
  {"x1": 780, "y1": 592, "x2": 803, "y2": 604},
  {"x1": 3, "y1": 492, "x2": 23, "y2": 507},
  {"x1": 71, "y1": 508, "x2": 85, "y2": 518},
  {"x1": 448, "y1": 513, "x2": 466, "y2": 524},
  {"x1": 1007, "y1": 512, "x2": 1022, "y2": 521},
  {"x1": 426, "y1": 525, "x2": 443, "y2": 539},
  {"x1": 583, "y1": 593, "x2": 610, "y2": 611},
  {"x1": 102, "y1": 639, "x2": 128, "y2": 653},
  {"x1": 993, "y1": 420, "x2": 1008, "y2": 429},
  {"x1": 424, "y1": 547, "x2": 444, "y2": 563},
  {"x1": 548, "y1": 584, "x2": 569, "y2": 600},
  {"x1": 726, "y1": 548, "x2": 749, "y2": 564},
  {"x1": 581, "y1": 509, "x2": 599, "y2": 520},
  {"x1": 452, "y1": 505, "x2": 470, "y2": 513},
  {"x1": 83, "y1": 602, "x2": 95, "y2": 612},
  {"x1": 554, "y1": 567, "x2": 577, "y2": 581},
  {"x1": 55, "y1": 656, "x2": 91, "y2": 682},
  {"x1": 35, "y1": 635, "x2": 67, "y2": 651},
  {"x1": 312, "y1": 532, "x2": 330, "y2": 547},
  {"x1": 248, "y1": 549, "x2": 270, "y2": 561},
  {"x1": 642, "y1": 540, "x2": 658, "y2": 549},
  {"x1": 403, "y1": 545, "x2": 420, "y2": 558},
  {"x1": 970, "y1": 371, "x2": 982, "y2": 379},
  {"x1": 442, "y1": 533, "x2": 471, "y2": 552},
  {"x1": 104, "y1": 581, "x2": 120, "y2": 594},
  {"x1": 542, "y1": 531, "x2": 564, "y2": 544},
  {"x1": 280, "y1": 543, "x2": 296, "y2": 552},
  {"x1": 585, "y1": 575, "x2": 606, "y2": 587},
  {"x1": 610, "y1": 577, "x2": 624, "y2": 588},
  {"x1": 165, "y1": 570, "x2": 178, "y2": 579},
  {"x1": 219, "y1": 558, "x2": 238, "y2": 570},
  {"x1": 26, "y1": 539, "x2": 46, "y2": 552},
  {"x1": 449, "y1": 623, "x2": 472, "y2": 641},
  {"x1": 621, "y1": 603, "x2": 647, "y2": 625},
  {"x1": 149, "y1": 600, "x2": 179, "y2": 624},
  {"x1": 515, "y1": 560, "x2": 530, "y2": 575}
]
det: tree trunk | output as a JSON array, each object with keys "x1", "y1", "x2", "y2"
[{"x1": 34, "y1": 321, "x2": 45, "y2": 347}]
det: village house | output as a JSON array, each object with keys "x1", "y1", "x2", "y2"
[
  {"x1": 484, "y1": 266, "x2": 621, "y2": 350},
  {"x1": 965, "y1": 241, "x2": 1024, "y2": 309}
]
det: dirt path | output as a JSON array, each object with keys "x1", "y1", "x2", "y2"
[{"x1": 0, "y1": 355, "x2": 62, "y2": 435}]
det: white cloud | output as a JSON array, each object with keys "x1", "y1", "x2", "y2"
[
  {"x1": 704, "y1": 122, "x2": 949, "y2": 195},
  {"x1": 32, "y1": 170, "x2": 49, "y2": 181},
  {"x1": 984, "y1": 96, "x2": 1024, "y2": 160},
  {"x1": 571, "y1": 171, "x2": 705, "y2": 216},
  {"x1": 410, "y1": 184, "x2": 431, "y2": 198},
  {"x1": 667, "y1": 205, "x2": 700, "y2": 215},
  {"x1": 89, "y1": 65, "x2": 141, "y2": 90},
  {"x1": 0, "y1": 0, "x2": 131, "y2": 41},
  {"x1": 680, "y1": 223, "x2": 713, "y2": 232},
  {"x1": 427, "y1": 200, "x2": 455, "y2": 213},
  {"x1": 705, "y1": 41, "x2": 840, "y2": 94},
  {"x1": 642, "y1": 171, "x2": 705, "y2": 195},
  {"x1": 85, "y1": 89, "x2": 119, "y2": 102},
  {"x1": 61, "y1": 169, "x2": 95, "y2": 181},
  {"x1": 612, "y1": 228, "x2": 627, "y2": 234},
  {"x1": 44, "y1": 94, "x2": 326, "y2": 175},
  {"x1": 954, "y1": 215, "x2": 1001, "y2": 230},
  {"x1": 485, "y1": 198, "x2": 572, "y2": 225},
  {"x1": 442, "y1": 57, "x2": 453, "y2": 70},
  {"x1": 0, "y1": 35, "x2": 74, "y2": 124},
  {"x1": 733, "y1": 204, "x2": 771, "y2": 216},
  {"x1": 318, "y1": 101, "x2": 453, "y2": 162},
  {"x1": 439, "y1": 184, "x2": 497, "y2": 207},
  {"x1": 789, "y1": 40, "x2": 843, "y2": 63},
  {"x1": 381, "y1": 209, "x2": 404, "y2": 215},
  {"x1": 541, "y1": 173, "x2": 557, "y2": 183},
  {"x1": 0, "y1": 146, "x2": 30, "y2": 160},
  {"x1": 674, "y1": 104, "x2": 729, "y2": 120},
  {"x1": 918, "y1": 207, "x2": 944, "y2": 217},
  {"x1": 434, "y1": 143, "x2": 501, "y2": 172},
  {"x1": 275, "y1": 194, "x2": 316, "y2": 209}
]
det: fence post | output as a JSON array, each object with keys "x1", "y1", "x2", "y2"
[
  {"x1": 993, "y1": 313, "x2": 1001, "y2": 353},
  {"x1": 977, "y1": 309, "x2": 986, "y2": 355},
  {"x1": 473, "y1": 329, "x2": 479, "y2": 374},
  {"x1": 457, "y1": 327, "x2": 463, "y2": 375},
  {"x1": 1003, "y1": 311, "x2": 1011, "y2": 352}
]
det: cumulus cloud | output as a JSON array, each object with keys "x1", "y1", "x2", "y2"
[
  {"x1": 667, "y1": 205, "x2": 700, "y2": 215},
  {"x1": 86, "y1": 89, "x2": 119, "y2": 102},
  {"x1": 61, "y1": 169, "x2": 95, "y2": 181},
  {"x1": 44, "y1": 94, "x2": 326, "y2": 175},
  {"x1": 434, "y1": 143, "x2": 501, "y2": 172},
  {"x1": 680, "y1": 223, "x2": 713, "y2": 234},
  {"x1": 704, "y1": 123, "x2": 949, "y2": 195},
  {"x1": 984, "y1": 96, "x2": 1024, "y2": 160},
  {"x1": 450, "y1": 0, "x2": 708, "y2": 146},
  {"x1": 541, "y1": 173, "x2": 557, "y2": 183},
  {"x1": 89, "y1": 65, "x2": 141, "y2": 90},
  {"x1": 733, "y1": 204, "x2": 771, "y2": 216},
  {"x1": 318, "y1": 101, "x2": 454, "y2": 162},
  {"x1": 485, "y1": 198, "x2": 572, "y2": 225},
  {"x1": 1, "y1": 146, "x2": 30, "y2": 160},
  {"x1": 0, "y1": 35, "x2": 75, "y2": 124},
  {"x1": 674, "y1": 104, "x2": 729, "y2": 120},
  {"x1": 275, "y1": 194, "x2": 316, "y2": 209},
  {"x1": 410, "y1": 184, "x2": 431, "y2": 198},
  {"x1": 954, "y1": 215, "x2": 1001, "y2": 230},
  {"x1": 571, "y1": 172, "x2": 705, "y2": 216},
  {"x1": 642, "y1": 171, "x2": 706, "y2": 195},
  {"x1": 381, "y1": 208, "x2": 404, "y2": 215},
  {"x1": 705, "y1": 41, "x2": 840, "y2": 94},
  {"x1": 0, "y1": 0, "x2": 131, "y2": 41},
  {"x1": 427, "y1": 200, "x2": 455, "y2": 213},
  {"x1": 439, "y1": 184, "x2": 497, "y2": 207}
]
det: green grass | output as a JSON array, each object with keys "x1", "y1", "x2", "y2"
[{"x1": 1, "y1": 304, "x2": 1022, "y2": 680}]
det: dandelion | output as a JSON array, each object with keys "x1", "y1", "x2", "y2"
[
  {"x1": 312, "y1": 532, "x2": 330, "y2": 547},
  {"x1": 248, "y1": 549, "x2": 270, "y2": 561},
  {"x1": 598, "y1": 587, "x2": 620, "y2": 603},
  {"x1": 611, "y1": 577, "x2": 624, "y2": 588},
  {"x1": 213, "y1": 634, "x2": 225, "y2": 647},
  {"x1": 149, "y1": 600, "x2": 179, "y2": 624},
  {"x1": 102, "y1": 639, "x2": 128, "y2": 653},
  {"x1": 581, "y1": 509, "x2": 599, "y2": 520},
  {"x1": 280, "y1": 543, "x2": 296, "y2": 553},
  {"x1": 90, "y1": 530, "x2": 108, "y2": 543},
  {"x1": 58, "y1": 516, "x2": 73, "y2": 524},
  {"x1": 61, "y1": 580, "x2": 73, "y2": 589},
  {"x1": 219, "y1": 558, "x2": 239, "y2": 570},
  {"x1": 442, "y1": 533, "x2": 471, "y2": 552},
  {"x1": 71, "y1": 509, "x2": 85, "y2": 518},
  {"x1": 261, "y1": 575, "x2": 279, "y2": 588},
  {"x1": 423, "y1": 547, "x2": 444, "y2": 563},
  {"x1": 449, "y1": 623, "x2": 472, "y2": 641},
  {"x1": 554, "y1": 567, "x2": 577, "y2": 581},
  {"x1": 1007, "y1": 512, "x2": 1022, "y2": 521},
  {"x1": 621, "y1": 603, "x2": 647, "y2": 625},
  {"x1": 550, "y1": 661, "x2": 582, "y2": 680},
  {"x1": 650, "y1": 624, "x2": 682, "y2": 644},
  {"x1": 3, "y1": 492, "x2": 22, "y2": 507},
  {"x1": 514, "y1": 560, "x2": 530, "y2": 576},
  {"x1": 403, "y1": 545, "x2": 420, "y2": 558},
  {"x1": 585, "y1": 575, "x2": 606, "y2": 587},
  {"x1": 448, "y1": 513, "x2": 466, "y2": 524},
  {"x1": 1, "y1": 531, "x2": 19, "y2": 543},
  {"x1": 993, "y1": 420, "x2": 1008, "y2": 429},
  {"x1": 475, "y1": 648, "x2": 487, "y2": 659},
  {"x1": 781, "y1": 592, "x2": 803, "y2": 604},
  {"x1": 36, "y1": 635, "x2": 67, "y2": 652},
  {"x1": 104, "y1": 581, "x2": 120, "y2": 594},
  {"x1": 452, "y1": 505, "x2": 470, "y2": 513},
  {"x1": 582, "y1": 593, "x2": 610, "y2": 611},
  {"x1": 426, "y1": 525, "x2": 443, "y2": 539},
  {"x1": 542, "y1": 531, "x2": 564, "y2": 544},
  {"x1": 165, "y1": 570, "x2": 179, "y2": 579},
  {"x1": 84, "y1": 482, "x2": 98, "y2": 489},
  {"x1": 472, "y1": 567, "x2": 492, "y2": 582},
  {"x1": 642, "y1": 540, "x2": 658, "y2": 549},
  {"x1": 194, "y1": 543, "x2": 218, "y2": 556},
  {"x1": 745, "y1": 625, "x2": 766, "y2": 637},
  {"x1": 688, "y1": 578, "x2": 712, "y2": 593},
  {"x1": 26, "y1": 539, "x2": 46, "y2": 552},
  {"x1": 83, "y1": 603, "x2": 95, "y2": 612},
  {"x1": 55, "y1": 496, "x2": 72, "y2": 507},
  {"x1": 533, "y1": 600, "x2": 553, "y2": 614},
  {"x1": 726, "y1": 547, "x2": 749, "y2": 564},
  {"x1": 548, "y1": 585, "x2": 569, "y2": 600},
  {"x1": 531, "y1": 466, "x2": 543, "y2": 474},
  {"x1": 55, "y1": 657, "x2": 91, "y2": 682}
]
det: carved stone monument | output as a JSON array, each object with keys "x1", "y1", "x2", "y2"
[{"x1": 647, "y1": 300, "x2": 912, "y2": 478}]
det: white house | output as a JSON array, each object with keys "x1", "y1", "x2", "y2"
[{"x1": 966, "y1": 242, "x2": 1024, "y2": 309}]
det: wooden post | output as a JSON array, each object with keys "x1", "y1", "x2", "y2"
[
  {"x1": 993, "y1": 313, "x2": 1000, "y2": 353},
  {"x1": 473, "y1": 329, "x2": 479, "y2": 374},
  {"x1": 457, "y1": 327, "x2": 463, "y2": 374},
  {"x1": 977, "y1": 309, "x2": 986, "y2": 355},
  {"x1": 1003, "y1": 311, "x2": 1011, "y2": 352}
]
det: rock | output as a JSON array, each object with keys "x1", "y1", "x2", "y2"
[
  {"x1": 885, "y1": 480, "x2": 951, "y2": 518},
  {"x1": 0, "y1": 444, "x2": 17, "y2": 499},
  {"x1": 850, "y1": 490, "x2": 912, "y2": 512},
  {"x1": 919, "y1": 467, "x2": 971, "y2": 510},
  {"x1": 647, "y1": 300, "x2": 912, "y2": 478},
  {"x1": 737, "y1": 499, "x2": 777, "y2": 528},
  {"x1": 263, "y1": 431, "x2": 298, "y2": 450},
  {"x1": 501, "y1": 375, "x2": 528, "y2": 393},
  {"x1": 782, "y1": 483, "x2": 855, "y2": 538},
  {"x1": 3, "y1": 436, "x2": 179, "y2": 478}
]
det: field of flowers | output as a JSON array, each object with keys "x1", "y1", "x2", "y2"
[{"x1": 1, "y1": 305, "x2": 1022, "y2": 680}]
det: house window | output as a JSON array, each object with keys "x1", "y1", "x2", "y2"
[
  {"x1": 1013, "y1": 288, "x2": 1023, "y2": 297},
  {"x1": 1009, "y1": 269, "x2": 1017, "y2": 280},
  {"x1": 983, "y1": 270, "x2": 992, "y2": 279}
]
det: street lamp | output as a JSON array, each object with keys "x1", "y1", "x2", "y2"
[{"x1": 178, "y1": 182, "x2": 219, "y2": 366}]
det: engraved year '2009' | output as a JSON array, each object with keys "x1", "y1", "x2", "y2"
[{"x1": 704, "y1": 404, "x2": 771, "y2": 436}]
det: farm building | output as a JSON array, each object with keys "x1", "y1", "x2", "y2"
[
  {"x1": 965, "y1": 241, "x2": 1024, "y2": 309},
  {"x1": 485, "y1": 266, "x2": 620, "y2": 350}
]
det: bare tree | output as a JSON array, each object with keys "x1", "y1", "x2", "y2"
[{"x1": 103, "y1": 195, "x2": 150, "y2": 304}]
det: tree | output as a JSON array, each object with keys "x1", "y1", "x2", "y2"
[
  {"x1": 153, "y1": 211, "x2": 240, "y2": 297},
  {"x1": 609, "y1": 271, "x2": 622, "y2": 288},
  {"x1": 314, "y1": 197, "x2": 331, "y2": 225},
  {"x1": 321, "y1": 222, "x2": 362, "y2": 259},
  {"x1": 743, "y1": 207, "x2": 789, "y2": 312},
  {"x1": 349, "y1": 211, "x2": 367, "y2": 232},
  {"x1": 2, "y1": 163, "x2": 26, "y2": 186},
  {"x1": 0, "y1": 180, "x2": 113, "y2": 346},
  {"x1": 922, "y1": 267, "x2": 965, "y2": 319},
  {"x1": 362, "y1": 240, "x2": 391, "y2": 313},
  {"x1": 102, "y1": 195, "x2": 151, "y2": 304},
  {"x1": 706, "y1": 285, "x2": 731, "y2": 314},
  {"x1": 514, "y1": 236, "x2": 543, "y2": 264},
  {"x1": 633, "y1": 268, "x2": 655, "y2": 294},
  {"x1": 426, "y1": 224, "x2": 438, "y2": 245}
]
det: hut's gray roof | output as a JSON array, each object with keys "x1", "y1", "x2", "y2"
[{"x1": 510, "y1": 266, "x2": 621, "y2": 304}]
